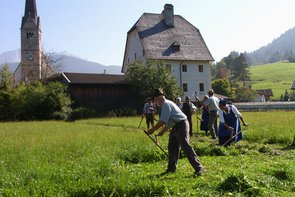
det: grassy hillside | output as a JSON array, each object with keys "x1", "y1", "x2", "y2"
[{"x1": 250, "y1": 62, "x2": 295, "y2": 100}]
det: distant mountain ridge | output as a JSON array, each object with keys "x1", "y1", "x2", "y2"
[
  {"x1": 0, "y1": 50, "x2": 20, "y2": 64},
  {"x1": 3, "y1": 25, "x2": 295, "y2": 71},
  {"x1": 0, "y1": 50, "x2": 122, "y2": 74},
  {"x1": 247, "y1": 26, "x2": 295, "y2": 65}
]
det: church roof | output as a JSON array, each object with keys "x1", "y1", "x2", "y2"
[
  {"x1": 25, "y1": 0, "x2": 37, "y2": 17},
  {"x1": 128, "y1": 13, "x2": 214, "y2": 61},
  {"x1": 21, "y1": 0, "x2": 38, "y2": 28}
]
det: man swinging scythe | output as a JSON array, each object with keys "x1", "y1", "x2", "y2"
[{"x1": 146, "y1": 88, "x2": 205, "y2": 176}]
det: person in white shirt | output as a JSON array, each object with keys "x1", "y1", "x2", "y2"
[
  {"x1": 200, "y1": 89, "x2": 219, "y2": 139},
  {"x1": 175, "y1": 97, "x2": 182, "y2": 107}
]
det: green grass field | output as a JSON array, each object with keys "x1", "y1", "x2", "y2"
[
  {"x1": 0, "y1": 112, "x2": 294, "y2": 196},
  {"x1": 250, "y1": 62, "x2": 295, "y2": 100}
]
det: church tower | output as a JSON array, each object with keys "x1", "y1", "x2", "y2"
[{"x1": 20, "y1": 0, "x2": 42, "y2": 82}]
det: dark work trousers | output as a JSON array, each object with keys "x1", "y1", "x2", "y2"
[
  {"x1": 187, "y1": 115, "x2": 193, "y2": 136},
  {"x1": 145, "y1": 113, "x2": 154, "y2": 129},
  {"x1": 182, "y1": 103, "x2": 193, "y2": 136},
  {"x1": 167, "y1": 119, "x2": 202, "y2": 172},
  {"x1": 208, "y1": 111, "x2": 218, "y2": 139}
]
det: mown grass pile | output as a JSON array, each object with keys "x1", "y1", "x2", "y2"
[{"x1": 0, "y1": 111, "x2": 294, "y2": 196}]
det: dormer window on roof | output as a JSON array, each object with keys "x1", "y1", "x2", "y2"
[{"x1": 172, "y1": 42, "x2": 180, "y2": 52}]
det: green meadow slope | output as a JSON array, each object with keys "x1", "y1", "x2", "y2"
[
  {"x1": 250, "y1": 62, "x2": 295, "y2": 100},
  {"x1": 0, "y1": 114, "x2": 294, "y2": 196}
]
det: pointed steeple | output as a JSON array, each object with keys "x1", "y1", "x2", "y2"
[
  {"x1": 25, "y1": 0, "x2": 37, "y2": 17},
  {"x1": 21, "y1": 0, "x2": 38, "y2": 28},
  {"x1": 18, "y1": 0, "x2": 43, "y2": 83}
]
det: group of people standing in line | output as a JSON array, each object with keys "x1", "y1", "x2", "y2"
[{"x1": 142, "y1": 88, "x2": 248, "y2": 176}]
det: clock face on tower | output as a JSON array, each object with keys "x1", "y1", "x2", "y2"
[{"x1": 26, "y1": 52, "x2": 33, "y2": 61}]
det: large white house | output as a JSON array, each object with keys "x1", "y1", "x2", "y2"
[{"x1": 122, "y1": 4, "x2": 214, "y2": 100}]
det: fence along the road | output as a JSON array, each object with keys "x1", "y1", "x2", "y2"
[{"x1": 233, "y1": 102, "x2": 295, "y2": 111}]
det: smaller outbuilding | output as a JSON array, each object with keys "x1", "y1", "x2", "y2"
[
  {"x1": 255, "y1": 89, "x2": 273, "y2": 102},
  {"x1": 56, "y1": 72, "x2": 140, "y2": 115}
]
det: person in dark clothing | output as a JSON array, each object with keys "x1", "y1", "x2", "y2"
[
  {"x1": 147, "y1": 89, "x2": 204, "y2": 176},
  {"x1": 179, "y1": 96, "x2": 197, "y2": 136},
  {"x1": 200, "y1": 95, "x2": 210, "y2": 136},
  {"x1": 217, "y1": 99, "x2": 248, "y2": 146},
  {"x1": 142, "y1": 98, "x2": 156, "y2": 129}
]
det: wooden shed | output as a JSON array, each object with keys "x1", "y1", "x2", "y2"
[
  {"x1": 255, "y1": 89, "x2": 273, "y2": 102},
  {"x1": 58, "y1": 72, "x2": 140, "y2": 115}
]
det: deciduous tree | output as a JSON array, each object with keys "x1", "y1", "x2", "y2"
[
  {"x1": 125, "y1": 60, "x2": 182, "y2": 101},
  {"x1": 212, "y1": 78, "x2": 232, "y2": 97},
  {"x1": 0, "y1": 64, "x2": 13, "y2": 120},
  {"x1": 41, "y1": 51, "x2": 63, "y2": 81}
]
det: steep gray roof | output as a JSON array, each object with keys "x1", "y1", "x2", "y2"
[{"x1": 129, "y1": 13, "x2": 214, "y2": 61}]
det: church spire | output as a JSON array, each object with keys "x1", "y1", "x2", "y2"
[
  {"x1": 21, "y1": 0, "x2": 38, "y2": 28},
  {"x1": 25, "y1": 0, "x2": 37, "y2": 17},
  {"x1": 18, "y1": 0, "x2": 43, "y2": 83}
]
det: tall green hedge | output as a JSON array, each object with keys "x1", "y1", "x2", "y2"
[{"x1": 1, "y1": 81, "x2": 72, "y2": 120}]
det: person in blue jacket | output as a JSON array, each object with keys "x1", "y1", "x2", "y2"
[{"x1": 217, "y1": 99, "x2": 248, "y2": 146}]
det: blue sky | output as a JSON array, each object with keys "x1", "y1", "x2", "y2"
[{"x1": 1, "y1": 0, "x2": 295, "y2": 66}]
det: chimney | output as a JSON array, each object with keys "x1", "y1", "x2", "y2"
[{"x1": 162, "y1": 4, "x2": 174, "y2": 27}]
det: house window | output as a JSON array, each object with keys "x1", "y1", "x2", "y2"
[
  {"x1": 198, "y1": 65, "x2": 204, "y2": 72},
  {"x1": 134, "y1": 53, "x2": 137, "y2": 61},
  {"x1": 142, "y1": 49, "x2": 145, "y2": 57},
  {"x1": 182, "y1": 65, "x2": 187, "y2": 72},
  {"x1": 183, "y1": 83, "x2": 188, "y2": 92},
  {"x1": 166, "y1": 64, "x2": 171, "y2": 72},
  {"x1": 199, "y1": 83, "x2": 204, "y2": 92}
]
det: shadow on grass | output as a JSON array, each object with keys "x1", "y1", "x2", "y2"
[
  {"x1": 282, "y1": 143, "x2": 295, "y2": 150},
  {"x1": 217, "y1": 173, "x2": 262, "y2": 196}
]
